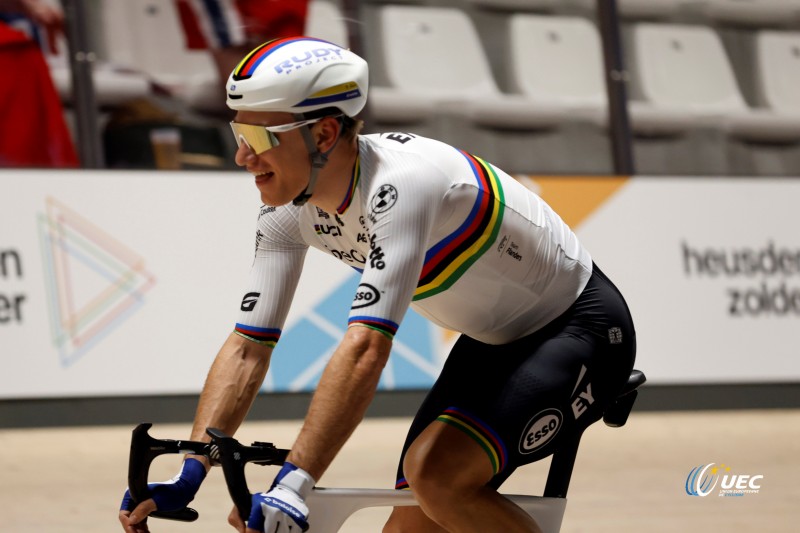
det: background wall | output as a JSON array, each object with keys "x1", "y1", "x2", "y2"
[{"x1": 2, "y1": 170, "x2": 799, "y2": 404}]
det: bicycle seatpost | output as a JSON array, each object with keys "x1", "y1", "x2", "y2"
[
  {"x1": 128, "y1": 423, "x2": 210, "y2": 522},
  {"x1": 206, "y1": 428, "x2": 290, "y2": 520}
]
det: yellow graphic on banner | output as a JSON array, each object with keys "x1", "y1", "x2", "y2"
[{"x1": 520, "y1": 175, "x2": 629, "y2": 229}]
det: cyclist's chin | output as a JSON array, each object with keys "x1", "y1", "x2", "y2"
[
  {"x1": 254, "y1": 180, "x2": 285, "y2": 206},
  {"x1": 259, "y1": 192, "x2": 280, "y2": 207}
]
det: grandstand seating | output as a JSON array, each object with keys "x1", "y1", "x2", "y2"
[
  {"x1": 506, "y1": 14, "x2": 607, "y2": 125},
  {"x1": 566, "y1": 0, "x2": 691, "y2": 20},
  {"x1": 625, "y1": 23, "x2": 747, "y2": 135},
  {"x1": 95, "y1": 0, "x2": 216, "y2": 110},
  {"x1": 38, "y1": 0, "x2": 800, "y2": 175},
  {"x1": 44, "y1": 7, "x2": 152, "y2": 108},
  {"x1": 624, "y1": 21, "x2": 800, "y2": 176},
  {"x1": 465, "y1": 0, "x2": 557, "y2": 10},
  {"x1": 726, "y1": 29, "x2": 800, "y2": 143},
  {"x1": 305, "y1": 0, "x2": 349, "y2": 47},
  {"x1": 752, "y1": 30, "x2": 800, "y2": 114},
  {"x1": 705, "y1": 0, "x2": 800, "y2": 27},
  {"x1": 365, "y1": 5, "x2": 615, "y2": 171},
  {"x1": 85, "y1": 0, "x2": 347, "y2": 114}
]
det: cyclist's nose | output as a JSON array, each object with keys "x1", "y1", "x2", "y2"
[{"x1": 234, "y1": 142, "x2": 257, "y2": 167}]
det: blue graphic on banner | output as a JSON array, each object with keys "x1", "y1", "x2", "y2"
[{"x1": 264, "y1": 273, "x2": 442, "y2": 392}]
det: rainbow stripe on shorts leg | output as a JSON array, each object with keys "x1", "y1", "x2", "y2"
[
  {"x1": 395, "y1": 477, "x2": 410, "y2": 490},
  {"x1": 436, "y1": 407, "x2": 507, "y2": 475}
]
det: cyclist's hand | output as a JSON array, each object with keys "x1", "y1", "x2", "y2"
[
  {"x1": 119, "y1": 458, "x2": 207, "y2": 531},
  {"x1": 229, "y1": 503, "x2": 247, "y2": 533},
  {"x1": 246, "y1": 462, "x2": 314, "y2": 533},
  {"x1": 119, "y1": 500, "x2": 155, "y2": 533}
]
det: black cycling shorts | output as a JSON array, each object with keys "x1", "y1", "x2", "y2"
[{"x1": 395, "y1": 263, "x2": 636, "y2": 490}]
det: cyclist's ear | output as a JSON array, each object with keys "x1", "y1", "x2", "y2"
[{"x1": 314, "y1": 117, "x2": 343, "y2": 152}]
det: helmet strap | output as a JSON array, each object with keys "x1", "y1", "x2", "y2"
[{"x1": 292, "y1": 114, "x2": 343, "y2": 207}]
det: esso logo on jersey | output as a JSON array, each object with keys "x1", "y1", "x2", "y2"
[
  {"x1": 519, "y1": 409, "x2": 563, "y2": 454},
  {"x1": 352, "y1": 283, "x2": 381, "y2": 309}
]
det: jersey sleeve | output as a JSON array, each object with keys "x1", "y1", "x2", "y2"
[
  {"x1": 233, "y1": 206, "x2": 308, "y2": 347},
  {"x1": 347, "y1": 161, "x2": 448, "y2": 339}
]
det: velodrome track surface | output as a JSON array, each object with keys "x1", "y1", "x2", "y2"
[{"x1": 1, "y1": 410, "x2": 797, "y2": 532}]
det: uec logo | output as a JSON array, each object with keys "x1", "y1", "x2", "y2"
[
  {"x1": 685, "y1": 463, "x2": 720, "y2": 496},
  {"x1": 686, "y1": 463, "x2": 764, "y2": 496}
]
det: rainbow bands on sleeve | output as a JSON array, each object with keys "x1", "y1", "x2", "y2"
[
  {"x1": 348, "y1": 316, "x2": 399, "y2": 339},
  {"x1": 413, "y1": 151, "x2": 505, "y2": 300},
  {"x1": 436, "y1": 407, "x2": 507, "y2": 475},
  {"x1": 232, "y1": 37, "x2": 328, "y2": 81},
  {"x1": 234, "y1": 323, "x2": 280, "y2": 347}
]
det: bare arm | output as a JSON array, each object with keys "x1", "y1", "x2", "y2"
[
  {"x1": 286, "y1": 325, "x2": 392, "y2": 481},
  {"x1": 120, "y1": 332, "x2": 271, "y2": 530},
  {"x1": 188, "y1": 331, "x2": 272, "y2": 468}
]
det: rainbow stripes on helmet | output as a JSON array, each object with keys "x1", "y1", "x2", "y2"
[{"x1": 232, "y1": 36, "x2": 330, "y2": 81}]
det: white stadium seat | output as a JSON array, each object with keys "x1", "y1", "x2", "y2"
[
  {"x1": 368, "y1": 5, "x2": 603, "y2": 129},
  {"x1": 624, "y1": 22, "x2": 800, "y2": 177},
  {"x1": 368, "y1": 4, "x2": 498, "y2": 124},
  {"x1": 305, "y1": 0, "x2": 350, "y2": 48},
  {"x1": 96, "y1": 0, "x2": 347, "y2": 114},
  {"x1": 753, "y1": 30, "x2": 800, "y2": 113},
  {"x1": 505, "y1": 14, "x2": 607, "y2": 126},
  {"x1": 726, "y1": 30, "x2": 800, "y2": 142},
  {"x1": 99, "y1": 0, "x2": 217, "y2": 109},
  {"x1": 626, "y1": 23, "x2": 750, "y2": 134}
]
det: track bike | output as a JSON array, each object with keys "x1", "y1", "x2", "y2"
[{"x1": 128, "y1": 369, "x2": 646, "y2": 533}]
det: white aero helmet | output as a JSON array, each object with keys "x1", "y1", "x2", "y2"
[{"x1": 226, "y1": 36, "x2": 369, "y2": 117}]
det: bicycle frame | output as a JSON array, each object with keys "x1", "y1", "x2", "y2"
[
  {"x1": 305, "y1": 488, "x2": 568, "y2": 533},
  {"x1": 127, "y1": 424, "x2": 568, "y2": 532}
]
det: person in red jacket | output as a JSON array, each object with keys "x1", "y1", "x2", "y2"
[{"x1": 0, "y1": 0, "x2": 78, "y2": 167}]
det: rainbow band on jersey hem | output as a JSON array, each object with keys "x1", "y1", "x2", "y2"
[
  {"x1": 436, "y1": 407, "x2": 507, "y2": 475},
  {"x1": 395, "y1": 478, "x2": 410, "y2": 490},
  {"x1": 413, "y1": 151, "x2": 505, "y2": 300},
  {"x1": 234, "y1": 323, "x2": 280, "y2": 347},
  {"x1": 336, "y1": 155, "x2": 360, "y2": 214},
  {"x1": 232, "y1": 37, "x2": 329, "y2": 81},
  {"x1": 348, "y1": 316, "x2": 398, "y2": 339}
]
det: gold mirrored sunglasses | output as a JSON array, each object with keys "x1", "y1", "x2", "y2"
[{"x1": 229, "y1": 116, "x2": 335, "y2": 155}]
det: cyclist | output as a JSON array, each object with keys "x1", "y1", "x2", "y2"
[{"x1": 119, "y1": 37, "x2": 636, "y2": 533}]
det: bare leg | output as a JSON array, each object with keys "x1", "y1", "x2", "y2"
[{"x1": 384, "y1": 421, "x2": 543, "y2": 533}]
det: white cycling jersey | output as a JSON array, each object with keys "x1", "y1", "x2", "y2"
[{"x1": 234, "y1": 132, "x2": 592, "y2": 346}]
